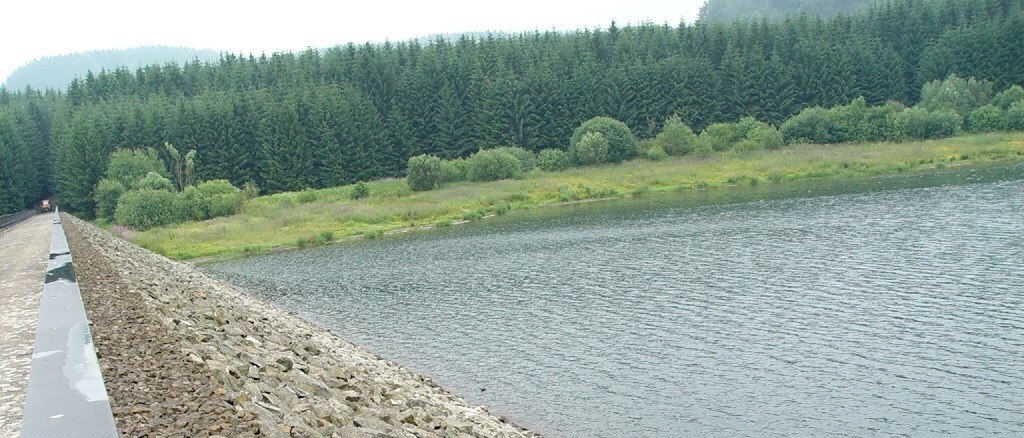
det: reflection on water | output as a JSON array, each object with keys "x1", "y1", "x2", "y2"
[{"x1": 206, "y1": 164, "x2": 1024, "y2": 437}]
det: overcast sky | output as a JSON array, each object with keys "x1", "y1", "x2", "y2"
[{"x1": 1, "y1": 0, "x2": 705, "y2": 82}]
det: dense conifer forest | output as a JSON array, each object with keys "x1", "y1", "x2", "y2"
[{"x1": 1, "y1": 0, "x2": 1022, "y2": 215}]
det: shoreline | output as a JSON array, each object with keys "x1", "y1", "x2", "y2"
[
  {"x1": 187, "y1": 158, "x2": 1023, "y2": 267},
  {"x1": 131, "y1": 132, "x2": 1024, "y2": 263},
  {"x1": 181, "y1": 196, "x2": 623, "y2": 267},
  {"x1": 65, "y1": 214, "x2": 539, "y2": 437}
]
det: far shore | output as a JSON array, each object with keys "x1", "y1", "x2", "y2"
[{"x1": 124, "y1": 132, "x2": 1024, "y2": 262}]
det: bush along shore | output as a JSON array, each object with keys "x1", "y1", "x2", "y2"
[
  {"x1": 131, "y1": 131, "x2": 1024, "y2": 261},
  {"x1": 64, "y1": 214, "x2": 537, "y2": 438}
]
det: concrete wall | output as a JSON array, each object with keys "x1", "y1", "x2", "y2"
[{"x1": 21, "y1": 211, "x2": 117, "y2": 438}]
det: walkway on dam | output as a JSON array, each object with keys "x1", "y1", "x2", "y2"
[{"x1": 0, "y1": 215, "x2": 50, "y2": 438}]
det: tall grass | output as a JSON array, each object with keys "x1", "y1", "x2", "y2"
[{"x1": 131, "y1": 133, "x2": 1024, "y2": 261}]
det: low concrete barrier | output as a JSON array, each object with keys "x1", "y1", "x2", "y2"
[{"x1": 21, "y1": 210, "x2": 118, "y2": 438}]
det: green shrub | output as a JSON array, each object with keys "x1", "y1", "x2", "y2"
[
  {"x1": 492, "y1": 204, "x2": 511, "y2": 215},
  {"x1": 737, "y1": 122, "x2": 784, "y2": 151},
  {"x1": 201, "y1": 180, "x2": 243, "y2": 218},
  {"x1": 191, "y1": 180, "x2": 241, "y2": 199},
  {"x1": 697, "y1": 122, "x2": 742, "y2": 152},
  {"x1": 694, "y1": 142, "x2": 713, "y2": 158},
  {"x1": 933, "y1": 110, "x2": 966, "y2": 138},
  {"x1": 644, "y1": 144, "x2": 668, "y2": 161},
  {"x1": 296, "y1": 188, "x2": 317, "y2": 203},
  {"x1": 1006, "y1": 101, "x2": 1024, "y2": 131},
  {"x1": 781, "y1": 107, "x2": 833, "y2": 144},
  {"x1": 180, "y1": 180, "x2": 243, "y2": 221},
  {"x1": 865, "y1": 101, "x2": 906, "y2": 142},
  {"x1": 136, "y1": 172, "x2": 175, "y2": 191},
  {"x1": 179, "y1": 187, "x2": 206, "y2": 220},
  {"x1": 490, "y1": 147, "x2": 536, "y2": 172},
  {"x1": 406, "y1": 154, "x2": 442, "y2": 191},
  {"x1": 570, "y1": 131, "x2": 610, "y2": 165},
  {"x1": 114, "y1": 189, "x2": 185, "y2": 230},
  {"x1": 536, "y1": 149, "x2": 570, "y2": 172},
  {"x1": 570, "y1": 117, "x2": 638, "y2": 163},
  {"x1": 992, "y1": 85, "x2": 1024, "y2": 109},
  {"x1": 439, "y1": 158, "x2": 468, "y2": 183},
  {"x1": 93, "y1": 178, "x2": 126, "y2": 220},
  {"x1": 892, "y1": 108, "x2": 931, "y2": 140},
  {"x1": 918, "y1": 74, "x2": 994, "y2": 115},
  {"x1": 892, "y1": 107, "x2": 963, "y2": 140},
  {"x1": 828, "y1": 97, "x2": 869, "y2": 142},
  {"x1": 206, "y1": 193, "x2": 243, "y2": 218},
  {"x1": 350, "y1": 182, "x2": 370, "y2": 200},
  {"x1": 655, "y1": 116, "x2": 697, "y2": 155},
  {"x1": 698, "y1": 117, "x2": 780, "y2": 151},
  {"x1": 966, "y1": 105, "x2": 1006, "y2": 133},
  {"x1": 783, "y1": 98, "x2": 904, "y2": 144},
  {"x1": 466, "y1": 149, "x2": 523, "y2": 182},
  {"x1": 105, "y1": 148, "x2": 169, "y2": 188},
  {"x1": 207, "y1": 193, "x2": 241, "y2": 216}
]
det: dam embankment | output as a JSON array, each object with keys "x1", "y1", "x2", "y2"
[{"x1": 63, "y1": 214, "x2": 536, "y2": 438}]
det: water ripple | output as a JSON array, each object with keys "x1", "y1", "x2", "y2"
[{"x1": 206, "y1": 167, "x2": 1024, "y2": 437}]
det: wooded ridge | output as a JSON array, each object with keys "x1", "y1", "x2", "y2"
[{"x1": 0, "y1": 0, "x2": 1021, "y2": 215}]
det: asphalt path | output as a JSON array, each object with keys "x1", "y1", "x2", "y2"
[{"x1": 0, "y1": 215, "x2": 50, "y2": 438}]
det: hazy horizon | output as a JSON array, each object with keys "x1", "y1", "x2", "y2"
[{"x1": 1, "y1": 0, "x2": 704, "y2": 85}]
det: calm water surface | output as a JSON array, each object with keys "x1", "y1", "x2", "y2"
[{"x1": 205, "y1": 165, "x2": 1024, "y2": 437}]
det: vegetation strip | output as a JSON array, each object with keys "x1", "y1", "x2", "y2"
[{"x1": 132, "y1": 132, "x2": 1024, "y2": 261}]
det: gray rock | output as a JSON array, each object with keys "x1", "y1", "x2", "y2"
[{"x1": 276, "y1": 356, "x2": 294, "y2": 372}]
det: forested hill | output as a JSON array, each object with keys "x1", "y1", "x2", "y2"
[
  {"x1": 0, "y1": 0, "x2": 1022, "y2": 215},
  {"x1": 3, "y1": 46, "x2": 221, "y2": 91},
  {"x1": 698, "y1": 0, "x2": 878, "y2": 22}
]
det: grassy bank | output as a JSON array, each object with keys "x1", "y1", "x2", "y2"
[{"x1": 131, "y1": 132, "x2": 1024, "y2": 261}]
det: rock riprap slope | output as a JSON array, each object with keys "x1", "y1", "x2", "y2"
[{"x1": 64, "y1": 214, "x2": 536, "y2": 438}]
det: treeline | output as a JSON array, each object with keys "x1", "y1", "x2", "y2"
[
  {"x1": 1, "y1": 0, "x2": 1023, "y2": 215},
  {"x1": 698, "y1": 0, "x2": 877, "y2": 22},
  {"x1": 3, "y1": 46, "x2": 222, "y2": 91},
  {"x1": 0, "y1": 91, "x2": 53, "y2": 214}
]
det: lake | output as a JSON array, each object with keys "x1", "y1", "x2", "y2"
[{"x1": 204, "y1": 164, "x2": 1024, "y2": 437}]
